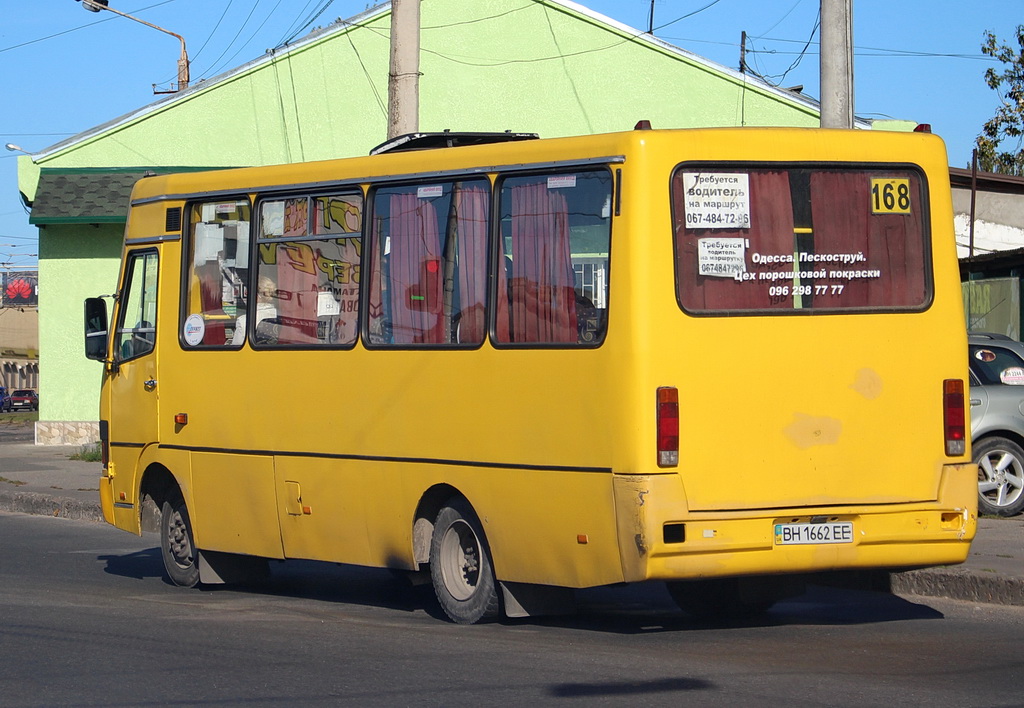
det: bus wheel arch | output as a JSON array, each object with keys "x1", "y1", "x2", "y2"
[
  {"x1": 138, "y1": 464, "x2": 199, "y2": 588},
  {"x1": 427, "y1": 495, "x2": 501, "y2": 624},
  {"x1": 138, "y1": 463, "x2": 180, "y2": 534},
  {"x1": 412, "y1": 484, "x2": 461, "y2": 567}
]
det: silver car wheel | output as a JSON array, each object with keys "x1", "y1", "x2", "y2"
[{"x1": 974, "y1": 436, "x2": 1024, "y2": 516}]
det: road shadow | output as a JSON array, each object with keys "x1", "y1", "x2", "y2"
[
  {"x1": 536, "y1": 581, "x2": 945, "y2": 635},
  {"x1": 98, "y1": 547, "x2": 164, "y2": 581},
  {"x1": 98, "y1": 547, "x2": 945, "y2": 631},
  {"x1": 549, "y1": 676, "x2": 715, "y2": 698}
]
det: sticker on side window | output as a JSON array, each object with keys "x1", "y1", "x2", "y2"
[
  {"x1": 1000, "y1": 367, "x2": 1024, "y2": 385},
  {"x1": 681, "y1": 172, "x2": 751, "y2": 229},
  {"x1": 183, "y1": 313, "x2": 206, "y2": 347}
]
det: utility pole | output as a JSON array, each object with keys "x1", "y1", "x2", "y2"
[
  {"x1": 387, "y1": 0, "x2": 420, "y2": 139},
  {"x1": 819, "y1": 0, "x2": 853, "y2": 128}
]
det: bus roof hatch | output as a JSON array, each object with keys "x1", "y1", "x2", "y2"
[{"x1": 369, "y1": 131, "x2": 539, "y2": 156}]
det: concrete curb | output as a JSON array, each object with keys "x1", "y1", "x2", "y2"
[
  {"x1": 0, "y1": 490, "x2": 105, "y2": 523},
  {"x1": 892, "y1": 567, "x2": 1024, "y2": 607}
]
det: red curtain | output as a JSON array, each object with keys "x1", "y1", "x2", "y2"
[
  {"x1": 497, "y1": 182, "x2": 577, "y2": 343},
  {"x1": 388, "y1": 192, "x2": 443, "y2": 344},
  {"x1": 676, "y1": 171, "x2": 795, "y2": 311},
  {"x1": 454, "y1": 185, "x2": 489, "y2": 344},
  {"x1": 274, "y1": 245, "x2": 319, "y2": 343},
  {"x1": 810, "y1": 173, "x2": 926, "y2": 308},
  {"x1": 273, "y1": 200, "x2": 318, "y2": 343},
  {"x1": 195, "y1": 262, "x2": 225, "y2": 345}
]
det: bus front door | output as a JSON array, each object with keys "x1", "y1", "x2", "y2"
[{"x1": 106, "y1": 249, "x2": 161, "y2": 530}]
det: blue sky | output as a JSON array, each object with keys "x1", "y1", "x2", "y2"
[{"x1": 1, "y1": 0, "x2": 1020, "y2": 271}]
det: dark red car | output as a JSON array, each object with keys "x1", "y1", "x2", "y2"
[{"x1": 7, "y1": 389, "x2": 38, "y2": 412}]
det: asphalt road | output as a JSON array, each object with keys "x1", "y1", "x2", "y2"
[
  {"x1": 2, "y1": 512, "x2": 1022, "y2": 708},
  {"x1": 0, "y1": 418, "x2": 33, "y2": 444}
]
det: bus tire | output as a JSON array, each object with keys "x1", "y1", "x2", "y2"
[
  {"x1": 973, "y1": 436, "x2": 1024, "y2": 517},
  {"x1": 429, "y1": 499, "x2": 500, "y2": 624},
  {"x1": 667, "y1": 577, "x2": 787, "y2": 620},
  {"x1": 161, "y1": 493, "x2": 200, "y2": 588}
]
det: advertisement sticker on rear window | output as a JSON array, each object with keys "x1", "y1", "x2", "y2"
[
  {"x1": 698, "y1": 237, "x2": 747, "y2": 278},
  {"x1": 682, "y1": 172, "x2": 751, "y2": 229}
]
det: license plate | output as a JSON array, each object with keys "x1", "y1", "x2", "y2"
[{"x1": 774, "y1": 521, "x2": 853, "y2": 545}]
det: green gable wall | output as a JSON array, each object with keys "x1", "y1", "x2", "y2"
[
  {"x1": 21, "y1": 0, "x2": 824, "y2": 434},
  {"x1": 38, "y1": 224, "x2": 121, "y2": 423},
  {"x1": 37, "y1": 0, "x2": 818, "y2": 171}
]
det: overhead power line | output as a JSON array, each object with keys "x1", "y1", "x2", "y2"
[{"x1": 0, "y1": 0, "x2": 174, "y2": 55}]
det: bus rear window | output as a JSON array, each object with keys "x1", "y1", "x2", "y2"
[{"x1": 672, "y1": 165, "x2": 930, "y2": 313}]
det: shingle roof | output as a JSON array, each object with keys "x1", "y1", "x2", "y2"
[{"x1": 28, "y1": 167, "x2": 226, "y2": 225}]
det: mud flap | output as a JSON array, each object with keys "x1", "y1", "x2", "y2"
[
  {"x1": 500, "y1": 581, "x2": 577, "y2": 618},
  {"x1": 198, "y1": 549, "x2": 270, "y2": 585}
]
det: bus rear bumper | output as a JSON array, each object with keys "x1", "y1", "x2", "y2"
[{"x1": 614, "y1": 464, "x2": 978, "y2": 583}]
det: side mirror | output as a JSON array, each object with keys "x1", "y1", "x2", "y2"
[{"x1": 84, "y1": 297, "x2": 109, "y2": 361}]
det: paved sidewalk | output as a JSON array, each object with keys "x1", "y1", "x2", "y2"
[{"x1": 0, "y1": 421, "x2": 1020, "y2": 606}]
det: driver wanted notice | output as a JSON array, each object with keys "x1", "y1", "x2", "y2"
[{"x1": 682, "y1": 172, "x2": 751, "y2": 230}]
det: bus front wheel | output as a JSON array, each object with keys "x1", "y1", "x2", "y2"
[
  {"x1": 429, "y1": 499, "x2": 500, "y2": 624},
  {"x1": 161, "y1": 493, "x2": 200, "y2": 588}
]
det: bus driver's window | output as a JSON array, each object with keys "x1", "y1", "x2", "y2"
[{"x1": 115, "y1": 251, "x2": 158, "y2": 361}]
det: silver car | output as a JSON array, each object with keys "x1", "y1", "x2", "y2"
[{"x1": 968, "y1": 333, "x2": 1024, "y2": 516}]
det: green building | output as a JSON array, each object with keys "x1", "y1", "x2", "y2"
[{"x1": 13, "y1": 0, "x2": 860, "y2": 443}]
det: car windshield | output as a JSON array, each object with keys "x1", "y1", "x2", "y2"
[{"x1": 970, "y1": 344, "x2": 1024, "y2": 385}]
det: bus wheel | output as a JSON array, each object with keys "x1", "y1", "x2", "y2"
[
  {"x1": 429, "y1": 499, "x2": 500, "y2": 624},
  {"x1": 161, "y1": 493, "x2": 199, "y2": 587},
  {"x1": 667, "y1": 577, "x2": 790, "y2": 620}
]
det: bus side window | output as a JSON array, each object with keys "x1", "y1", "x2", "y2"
[
  {"x1": 495, "y1": 170, "x2": 612, "y2": 346},
  {"x1": 184, "y1": 199, "x2": 251, "y2": 348},
  {"x1": 253, "y1": 192, "x2": 363, "y2": 348},
  {"x1": 367, "y1": 180, "x2": 489, "y2": 347}
]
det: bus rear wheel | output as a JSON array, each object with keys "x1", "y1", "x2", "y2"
[
  {"x1": 429, "y1": 499, "x2": 500, "y2": 624},
  {"x1": 667, "y1": 576, "x2": 799, "y2": 620},
  {"x1": 161, "y1": 493, "x2": 199, "y2": 587}
]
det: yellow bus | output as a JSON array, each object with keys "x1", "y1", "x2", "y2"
[{"x1": 84, "y1": 125, "x2": 976, "y2": 623}]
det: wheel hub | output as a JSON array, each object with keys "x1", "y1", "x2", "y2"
[{"x1": 167, "y1": 511, "x2": 193, "y2": 568}]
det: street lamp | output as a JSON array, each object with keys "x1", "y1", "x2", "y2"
[
  {"x1": 74, "y1": 0, "x2": 190, "y2": 93},
  {"x1": 4, "y1": 144, "x2": 32, "y2": 155}
]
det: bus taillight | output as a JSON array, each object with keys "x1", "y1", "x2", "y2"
[
  {"x1": 657, "y1": 387, "x2": 679, "y2": 467},
  {"x1": 943, "y1": 379, "x2": 966, "y2": 456}
]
